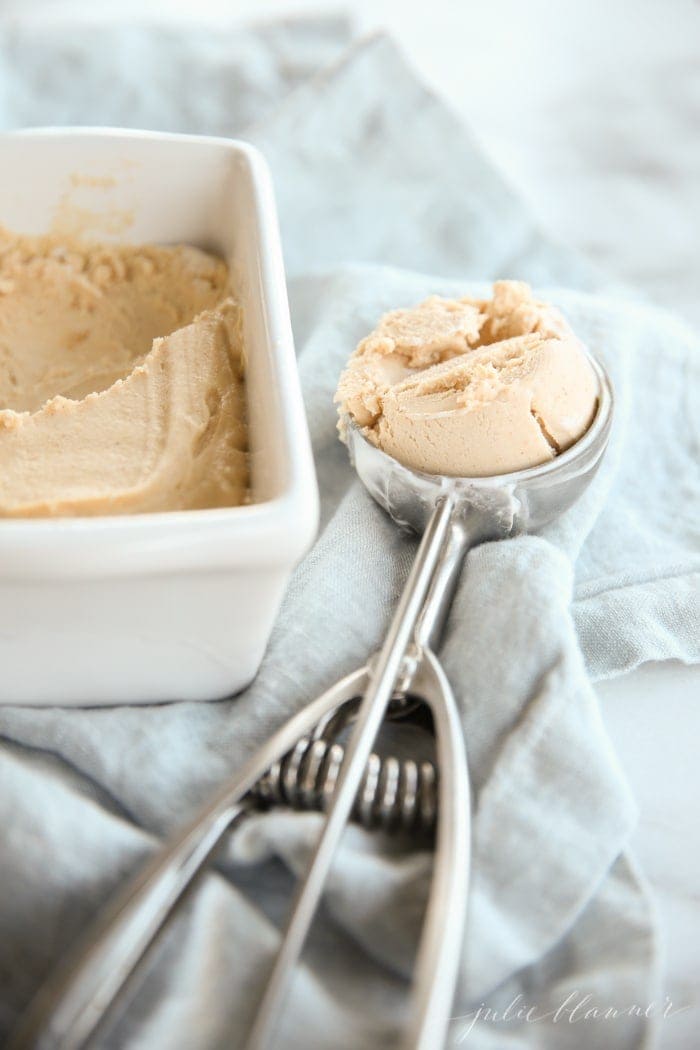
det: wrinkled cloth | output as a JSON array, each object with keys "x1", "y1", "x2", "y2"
[{"x1": 0, "y1": 17, "x2": 698, "y2": 1050}]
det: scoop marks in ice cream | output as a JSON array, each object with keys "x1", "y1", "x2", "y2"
[
  {"x1": 0, "y1": 228, "x2": 247, "y2": 516},
  {"x1": 336, "y1": 281, "x2": 598, "y2": 477}
]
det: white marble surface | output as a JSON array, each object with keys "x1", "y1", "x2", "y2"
[
  {"x1": 6, "y1": 1, "x2": 699, "y2": 1044},
  {"x1": 598, "y1": 663, "x2": 700, "y2": 1048}
]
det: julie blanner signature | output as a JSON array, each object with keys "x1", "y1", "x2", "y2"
[{"x1": 451, "y1": 991, "x2": 691, "y2": 1041}]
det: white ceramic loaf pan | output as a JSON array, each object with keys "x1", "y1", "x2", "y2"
[{"x1": 0, "y1": 128, "x2": 318, "y2": 705}]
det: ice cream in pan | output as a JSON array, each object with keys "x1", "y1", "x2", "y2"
[
  {"x1": 0, "y1": 228, "x2": 247, "y2": 517},
  {"x1": 336, "y1": 280, "x2": 598, "y2": 477}
]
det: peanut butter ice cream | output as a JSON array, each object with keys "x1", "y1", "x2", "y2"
[
  {"x1": 336, "y1": 281, "x2": 598, "y2": 477},
  {"x1": 0, "y1": 228, "x2": 247, "y2": 516}
]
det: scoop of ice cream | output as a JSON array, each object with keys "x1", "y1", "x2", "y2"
[{"x1": 336, "y1": 281, "x2": 598, "y2": 477}]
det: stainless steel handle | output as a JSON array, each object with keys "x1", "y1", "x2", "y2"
[
  {"x1": 8, "y1": 669, "x2": 375, "y2": 1050},
  {"x1": 413, "y1": 515, "x2": 470, "y2": 653},
  {"x1": 9, "y1": 802, "x2": 249, "y2": 1050},
  {"x1": 246, "y1": 494, "x2": 473, "y2": 1048}
]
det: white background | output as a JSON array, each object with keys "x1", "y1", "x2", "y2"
[{"x1": 5, "y1": 0, "x2": 700, "y2": 1045}]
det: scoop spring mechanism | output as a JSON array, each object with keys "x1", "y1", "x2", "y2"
[{"x1": 252, "y1": 698, "x2": 438, "y2": 835}]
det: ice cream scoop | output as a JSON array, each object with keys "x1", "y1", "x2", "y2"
[{"x1": 242, "y1": 356, "x2": 613, "y2": 1048}]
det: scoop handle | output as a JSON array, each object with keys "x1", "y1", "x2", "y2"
[
  {"x1": 412, "y1": 512, "x2": 471, "y2": 653},
  {"x1": 245, "y1": 494, "x2": 473, "y2": 1049},
  {"x1": 7, "y1": 668, "x2": 372, "y2": 1050}
]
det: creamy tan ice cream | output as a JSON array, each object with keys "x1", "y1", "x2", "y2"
[
  {"x1": 336, "y1": 281, "x2": 598, "y2": 477},
  {"x1": 0, "y1": 229, "x2": 247, "y2": 516}
]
